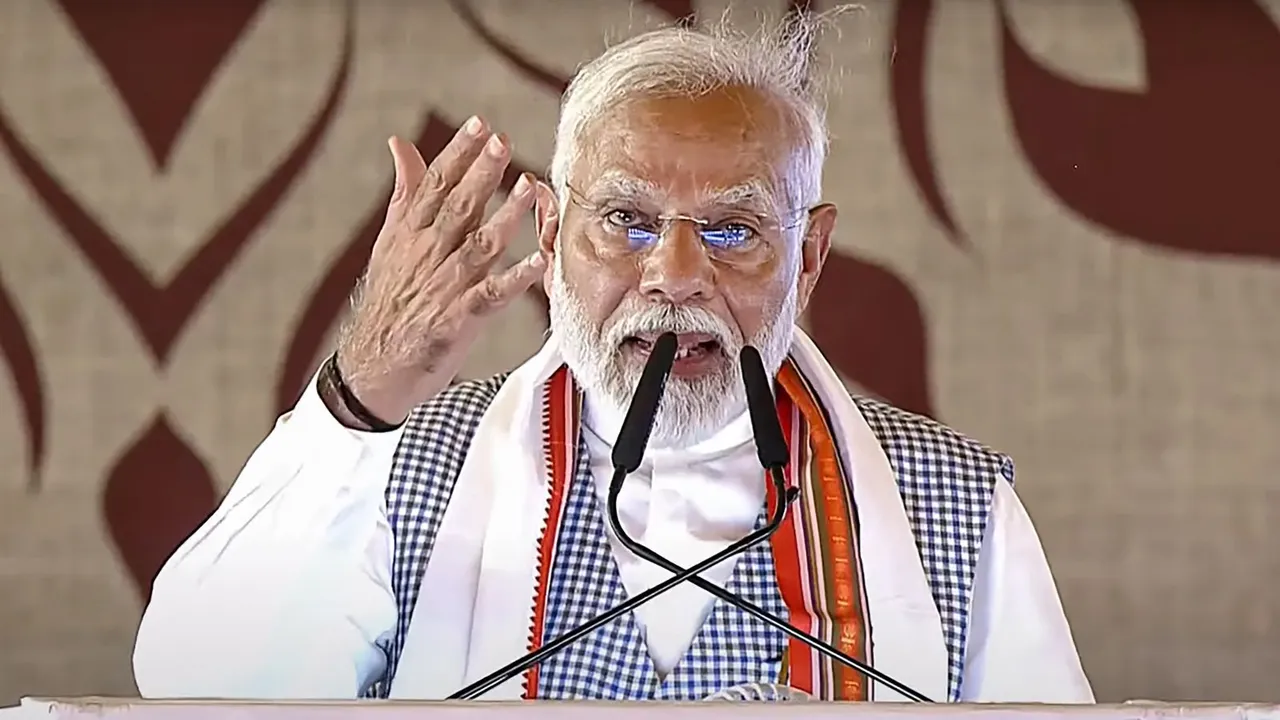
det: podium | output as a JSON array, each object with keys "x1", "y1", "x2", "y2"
[{"x1": 6, "y1": 700, "x2": 1280, "y2": 720}]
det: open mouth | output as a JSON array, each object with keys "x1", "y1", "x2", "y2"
[{"x1": 625, "y1": 332, "x2": 724, "y2": 364}]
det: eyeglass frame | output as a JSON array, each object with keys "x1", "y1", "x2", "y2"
[{"x1": 560, "y1": 180, "x2": 816, "y2": 255}]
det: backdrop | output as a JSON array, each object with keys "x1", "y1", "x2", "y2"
[{"x1": 1, "y1": 0, "x2": 1278, "y2": 705}]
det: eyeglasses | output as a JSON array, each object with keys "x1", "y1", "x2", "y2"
[{"x1": 563, "y1": 182, "x2": 811, "y2": 255}]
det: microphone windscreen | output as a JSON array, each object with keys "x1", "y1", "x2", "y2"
[
  {"x1": 739, "y1": 346, "x2": 789, "y2": 470},
  {"x1": 611, "y1": 332, "x2": 678, "y2": 472}
]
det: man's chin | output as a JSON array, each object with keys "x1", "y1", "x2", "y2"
[
  {"x1": 647, "y1": 391, "x2": 741, "y2": 448},
  {"x1": 620, "y1": 366, "x2": 744, "y2": 448}
]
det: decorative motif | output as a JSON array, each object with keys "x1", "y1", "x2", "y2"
[
  {"x1": 998, "y1": 0, "x2": 1280, "y2": 259},
  {"x1": 890, "y1": 0, "x2": 963, "y2": 243},
  {"x1": 0, "y1": 16, "x2": 353, "y2": 361},
  {"x1": 892, "y1": 0, "x2": 1280, "y2": 261},
  {"x1": 0, "y1": 0, "x2": 354, "y2": 596},
  {"x1": 0, "y1": 279, "x2": 43, "y2": 487},
  {"x1": 55, "y1": 0, "x2": 269, "y2": 169},
  {"x1": 808, "y1": 252, "x2": 935, "y2": 418},
  {"x1": 101, "y1": 417, "x2": 218, "y2": 598}
]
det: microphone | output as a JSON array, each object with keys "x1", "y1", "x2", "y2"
[
  {"x1": 611, "y1": 332, "x2": 678, "y2": 472},
  {"x1": 603, "y1": 345, "x2": 934, "y2": 703},
  {"x1": 450, "y1": 333, "x2": 798, "y2": 700},
  {"x1": 740, "y1": 346, "x2": 789, "y2": 471}
]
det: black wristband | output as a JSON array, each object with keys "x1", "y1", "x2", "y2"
[{"x1": 325, "y1": 353, "x2": 402, "y2": 432}]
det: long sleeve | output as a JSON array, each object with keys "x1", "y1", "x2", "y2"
[
  {"x1": 959, "y1": 470, "x2": 1095, "y2": 703},
  {"x1": 132, "y1": 371, "x2": 402, "y2": 699}
]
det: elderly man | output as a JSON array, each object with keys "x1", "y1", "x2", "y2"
[{"x1": 132, "y1": 16, "x2": 1092, "y2": 704}]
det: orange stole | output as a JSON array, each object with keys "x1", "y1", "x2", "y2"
[{"x1": 769, "y1": 360, "x2": 871, "y2": 701}]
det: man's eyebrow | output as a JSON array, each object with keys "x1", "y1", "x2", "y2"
[
  {"x1": 582, "y1": 173, "x2": 777, "y2": 213},
  {"x1": 583, "y1": 173, "x2": 661, "y2": 202},
  {"x1": 700, "y1": 181, "x2": 774, "y2": 213}
]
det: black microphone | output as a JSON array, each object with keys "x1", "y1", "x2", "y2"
[
  {"x1": 603, "y1": 346, "x2": 934, "y2": 703},
  {"x1": 740, "y1": 346, "x2": 789, "y2": 471},
  {"x1": 611, "y1": 332, "x2": 678, "y2": 472}
]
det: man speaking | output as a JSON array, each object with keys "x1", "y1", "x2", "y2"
[{"x1": 131, "y1": 14, "x2": 1093, "y2": 704}]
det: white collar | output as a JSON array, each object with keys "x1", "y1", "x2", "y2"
[{"x1": 580, "y1": 386, "x2": 756, "y2": 463}]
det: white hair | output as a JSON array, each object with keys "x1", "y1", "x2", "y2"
[{"x1": 549, "y1": 10, "x2": 845, "y2": 215}]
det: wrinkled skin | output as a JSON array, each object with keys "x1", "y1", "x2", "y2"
[{"x1": 332, "y1": 120, "x2": 553, "y2": 427}]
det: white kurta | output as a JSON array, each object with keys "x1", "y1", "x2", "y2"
[{"x1": 132, "y1": 346, "x2": 1093, "y2": 703}]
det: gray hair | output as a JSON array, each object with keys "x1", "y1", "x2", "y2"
[{"x1": 549, "y1": 10, "x2": 847, "y2": 217}]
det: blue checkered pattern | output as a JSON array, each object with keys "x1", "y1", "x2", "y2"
[
  {"x1": 369, "y1": 375, "x2": 507, "y2": 700},
  {"x1": 536, "y1": 438, "x2": 787, "y2": 699},
  {"x1": 376, "y1": 375, "x2": 1004, "y2": 702},
  {"x1": 853, "y1": 397, "x2": 1010, "y2": 700}
]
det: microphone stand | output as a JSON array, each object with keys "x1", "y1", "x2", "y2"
[
  {"x1": 605, "y1": 472, "x2": 933, "y2": 703},
  {"x1": 448, "y1": 467, "x2": 798, "y2": 700}
]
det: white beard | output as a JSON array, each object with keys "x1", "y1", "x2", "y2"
[{"x1": 547, "y1": 253, "x2": 799, "y2": 448}]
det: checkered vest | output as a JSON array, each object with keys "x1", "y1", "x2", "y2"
[{"x1": 377, "y1": 374, "x2": 1010, "y2": 701}]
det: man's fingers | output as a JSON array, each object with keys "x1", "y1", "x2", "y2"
[
  {"x1": 451, "y1": 173, "x2": 537, "y2": 275},
  {"x1": 404, "y1": 116, "x2": 490, "y2": 231},
  {"x1": 434, "y1": 133, "x2": 511, "y2": 247},
  {"x1": 384, "y1": 136, "x2": 427, "y2": 221},
  {"x1": 460, "y1": 250, "x2": 548, "y2": 318}
]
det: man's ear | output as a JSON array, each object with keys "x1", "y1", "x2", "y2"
[
  {"x1": 796, "y1": 203, "x2": 836, "y2": 314},
  {"x1": 534, "y1": 181, "x2": 558, "y2": 255},
  {"x1": 534, "y1": 181, "x2": 559, "y2": 294}
]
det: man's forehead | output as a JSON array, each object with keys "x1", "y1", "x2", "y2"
[
  {"x1": 573, "y1": 87, "x2": 803, "y2": 211},
  {"x1": 621, "y1": 86, "x2": 791, "y2": 139}
]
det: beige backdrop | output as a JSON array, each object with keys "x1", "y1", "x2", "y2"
[{"x1": 1, "y1": 0, "x2": 1279, "y2": 705}]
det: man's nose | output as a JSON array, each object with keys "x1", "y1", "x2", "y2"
[{"x1": 637, "y1": 221, "x2": 715, "y2": 305}]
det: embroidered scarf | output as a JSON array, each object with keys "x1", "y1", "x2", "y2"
[{"x1": 520, "y1": 359, "x2": 871, "y2": 701}]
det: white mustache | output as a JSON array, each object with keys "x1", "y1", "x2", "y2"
[{"x1": 606, "y1": 305, "x2": 738, "y2": 350}]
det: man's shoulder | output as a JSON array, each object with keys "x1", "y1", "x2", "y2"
[
  {"x1": 401, "y1": 374, "x2": 509, "y2": 444},
  {"x1": 852, "y1": 395, "x2": 1014, "y2": 486},
  {"x1": 416, "y1": 374, "x2": 509, "y2": 415},
  {"x1": 407, "y1": 377, "x2": 1012, "y2": 484}
]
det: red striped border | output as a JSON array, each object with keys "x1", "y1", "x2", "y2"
[{"x1": 523, "y1": 367, "x2": 579, "y2": 698}]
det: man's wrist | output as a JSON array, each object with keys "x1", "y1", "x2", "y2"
[{"x1": 317, "y1": 354, "x2": 402, "y2": 432}]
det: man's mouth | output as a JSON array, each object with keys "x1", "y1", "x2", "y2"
[{"x1": 624, "y1": 332, "x2": 724, "y2": 368}]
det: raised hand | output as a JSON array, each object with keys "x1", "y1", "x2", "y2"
[{"x1": 330, "y1": 117, "x2": 554, "y2": 427}]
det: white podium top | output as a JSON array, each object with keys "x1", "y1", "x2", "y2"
[{"x1": 5, "y1": 699, "x2": 1280, "y2": 720}]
